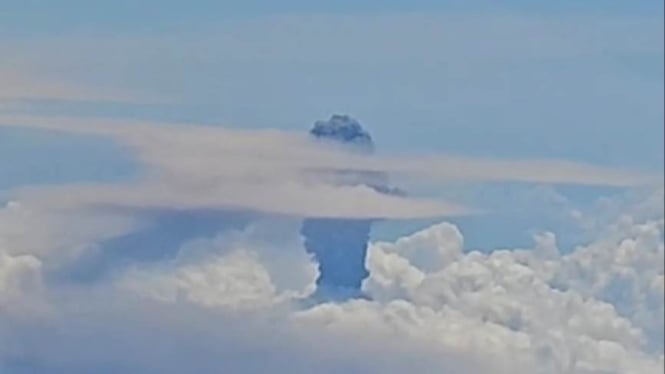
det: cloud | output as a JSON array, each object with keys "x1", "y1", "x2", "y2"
[
  {"x1": 355, "y1": 216, "x2": 664, "y2": 373},
  {"x1": 0, "y1": 68, "x2": 161, "y2": 105},
  {"x1": 0, "y1": 115, "x2": 657, "y2": 275},
  {"x1": 0, "y1": 114, "x2": 476, "y2": 219},
  {"x1": 6, "y1": 12, "x2": 661, "y2": 67},
  {"x1": 389, "y1": 156, "x2": 661, "y2": 187},
  {"x1": 11, "y1": 194, "x2": 665, "y2": 373},
  {"x1": 2, "y1": 115, "x2": 656, "y2": 186},
  {"x1": 15, "y1": 182, "x2": 467, "y2": 219},
  {"x1": 117, "y1": 219, "x2": 318, "y2": 310},
  {"x1": 0, "y1": 252, "x2": 45, "y2": 319},
  {"x1": 0, "y1": 200, "x2": 141, "y2": 262},
  {"x1": 0, "y1": 115, "x2": 657, "y2": 224},
  {"x1": 0, "y1": 188, "x2": 663, "y2": 373},
  {"x1": 0, "y1": 217, "x2": 490, "y2": 374},
  {"x1": 0, "y1": 8, "x2": 661, "y2": 373},
  {"x1": 1, "y1": 10, "x2": 660, "y2": 173}
]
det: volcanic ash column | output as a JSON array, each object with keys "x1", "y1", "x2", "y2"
[{"x1": 301, "y1": 115, "x2": 394, "y2": 300}]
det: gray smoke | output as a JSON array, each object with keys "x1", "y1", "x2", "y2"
[{"x1": 301, "y1": 115, "x2": 398, "y2": 300}]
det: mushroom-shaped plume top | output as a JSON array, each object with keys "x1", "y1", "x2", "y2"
[{"x1": 309, "y1": 114, "x2": 374, "y2": 152}]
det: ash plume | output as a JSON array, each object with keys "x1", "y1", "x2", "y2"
[{"x1": 301, "y1": 115, "x2": 399, "y2": 300}]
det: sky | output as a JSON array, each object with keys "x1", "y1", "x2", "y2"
[{"x1": 0, "y1": 1, "x2": 663, "y2": 373}]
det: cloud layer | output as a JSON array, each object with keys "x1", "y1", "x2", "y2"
[
  {"x1": 1, "y1": 191, "x2": 662, "y2": 373},
  {"x1": 0, "y1": 115, "x2": 658, "y2": 224}
]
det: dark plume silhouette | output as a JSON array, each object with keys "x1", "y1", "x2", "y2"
[{"x1": 301, "y1": 115, "x2": 396, "y2": 300}]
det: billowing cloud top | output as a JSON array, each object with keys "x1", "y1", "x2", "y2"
[
  {"x1": 1, "y1": 191, "x2": 663, "y2": 373},
  {"x1": 310, "y1": 114, "x2": 374, "y2": 152}
]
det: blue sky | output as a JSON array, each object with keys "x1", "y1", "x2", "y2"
[
  {"x1": 2, "y1": 1, "x2": 661, "y2": 164},
  {"x1": 1, "y1": 0, "x2": 662, "y2": 247},
  {"x1": 1, "y1": 0, "x2": 662, "y2": 33}
]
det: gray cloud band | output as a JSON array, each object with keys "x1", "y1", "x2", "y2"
[{"x1": 0, "y1": 115, "x2": 660, "y2": 220}]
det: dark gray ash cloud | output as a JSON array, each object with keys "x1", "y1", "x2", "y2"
[{"x1": 302, "y1": 115, "x2": 396, "y2": 299}]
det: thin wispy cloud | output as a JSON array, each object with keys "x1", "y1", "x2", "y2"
[
  {"x1": 2, "y1": 114, "x2": 658, "y2": 189},
  {"x1": 0, "y1": 66, "x2": 169, "y2": 107},
  {"x1": 0, "y1": 114, "x2": 657, "y2": 221}
]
